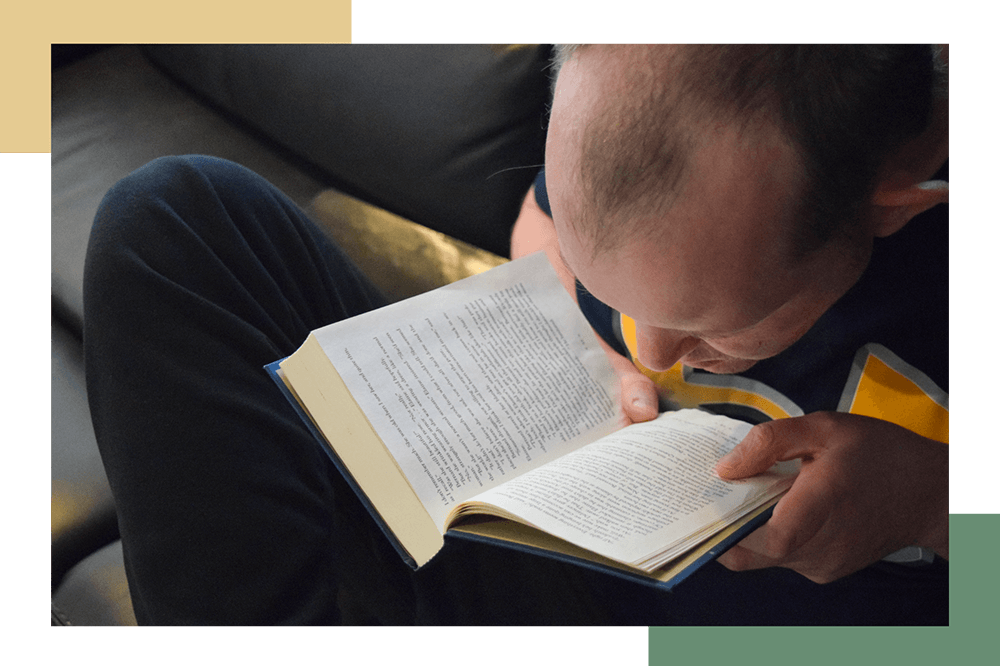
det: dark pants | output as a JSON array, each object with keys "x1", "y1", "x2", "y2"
[{"x1": 83, "y1": 155, "x2": 948, "y2": 625}]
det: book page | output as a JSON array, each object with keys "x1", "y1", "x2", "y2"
[
  {"x1": 463, "y1": 409, "x2": 797, "y2": 569},
  {"x1": 313, "y1": 253, "x2": 620, "y2": 531}
]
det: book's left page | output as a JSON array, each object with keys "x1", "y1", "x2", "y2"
[
  {"x1": 279, "y1": 339, "x2": 445, "y2": 566},
  {"x1": 281, "y1": 252, "x2": 621, "y2": 565}
]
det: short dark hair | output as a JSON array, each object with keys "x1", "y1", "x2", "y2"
[{"x1": 566, "y1": 45, "x2": 939, "y2": 257}]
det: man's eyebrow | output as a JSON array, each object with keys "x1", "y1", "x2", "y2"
[
  {"x1": 554, "y1": 243, "x2": 774, "y2": 339},
  {"x1": 555, "y1": 246, "x2": 602, "y2": 302},
  {"x1": 556, "y1": 247, "x2": 577, "y2": 277}
]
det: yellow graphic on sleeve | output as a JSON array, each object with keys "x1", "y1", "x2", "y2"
[
  {"x1": 839, "y1": 344, "x2": 949, "y2": 444},
  {"x1": 620, "y1": 315, "x2": 802, "y2": 421}
]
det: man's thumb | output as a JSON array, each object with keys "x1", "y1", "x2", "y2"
[
  {"x1": 620, "y1": 373, "x2": 658, "y2": 424},
  {"x1": 714, "y1": 421, "x2": 780, "y2": 479}
]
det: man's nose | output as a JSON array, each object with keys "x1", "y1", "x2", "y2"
[{"x1": 635, "y1": 324, "x2": 699, "y2": 371}]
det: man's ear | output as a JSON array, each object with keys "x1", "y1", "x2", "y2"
[{"x1": 870, "y1": 180, "x2": 949, "y2": 238}]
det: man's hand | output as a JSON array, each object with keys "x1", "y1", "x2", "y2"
[
  {"x1": 598, "y1": 335, "x2": 659, "y2": 426},
  {"x1": 714, "y1": 412, "x2": 948, "y2": 583}
]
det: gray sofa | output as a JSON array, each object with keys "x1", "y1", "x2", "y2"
[{"x1": 51, "y1": 44, "x2": 553, "y2": 625}]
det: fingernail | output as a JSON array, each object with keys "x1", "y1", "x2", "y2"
[
  {"x1": 715, "y1": 448, "x2": 741, "y2": 475},
  {"x1": 631, "y1": 395, "x2": 654, "y2": 414}
]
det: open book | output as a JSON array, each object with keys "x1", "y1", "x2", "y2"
[{"x1": 268, "y1": 252, "x2": 797, "y2": 587}]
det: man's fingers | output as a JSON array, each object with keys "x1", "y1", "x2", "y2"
[
  {"x1": 715, "y1": 415, "x2": 827, "y2": 479},
  {"x1": 720, "y1": 457, "x2": 832, "y2": 575},
  {"x1": 601, "y1": 338, "x2": 659, "y2": 424},
  {"x1": 620, "y1": 372, "x2": 658, "y2": 423}
]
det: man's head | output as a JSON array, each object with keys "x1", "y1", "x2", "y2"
[{"x1": 545, "y1": 45, "x2": 947, "y2": 374}]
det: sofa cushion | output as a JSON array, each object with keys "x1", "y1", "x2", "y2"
[
  {"x1": 52, "y1": 540, "x2": 136, "y2": 626},
  {"x1": 142, "y1": 44, "x2": 553, "y2": 257},
  {"x1": 51, "y1": 320, "x2": 119, "y2": 590},
  {"x1": 52, "y1": 45, "x2": 328, "y2": 332}
]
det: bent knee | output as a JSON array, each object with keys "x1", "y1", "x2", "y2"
[
  {"x1": 88, "y1": 155, "x2": 264, "y2": 257},
  {"x1": 94, "y1": 155, "x2": 245, "y2": 226}
]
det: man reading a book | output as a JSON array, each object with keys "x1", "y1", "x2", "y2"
[
  {"x1": 84, "y1": 44, "x2": 948, "y2": 624},
  {"x1": 511, "y1": 44, "x2": 948, "y2": 594}
]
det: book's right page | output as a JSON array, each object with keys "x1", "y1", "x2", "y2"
[
  {"x1": 461, "y1": 409, "x2": 798, "y2": 571},
  {"x1": 448, "y1": 498, "x2": 778, "y2": 588}
]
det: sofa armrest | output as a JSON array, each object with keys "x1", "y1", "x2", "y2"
[{"x1": 309, "y1": 189, "x2": 507, "y2": 303}]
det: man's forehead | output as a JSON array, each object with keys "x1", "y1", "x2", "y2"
[
  {"x1": 559, "y1": 219, "x2": 789, "y2": 335},
  {"x1": 554, "y1": 135, "x2": 809, "y2": 334}
]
